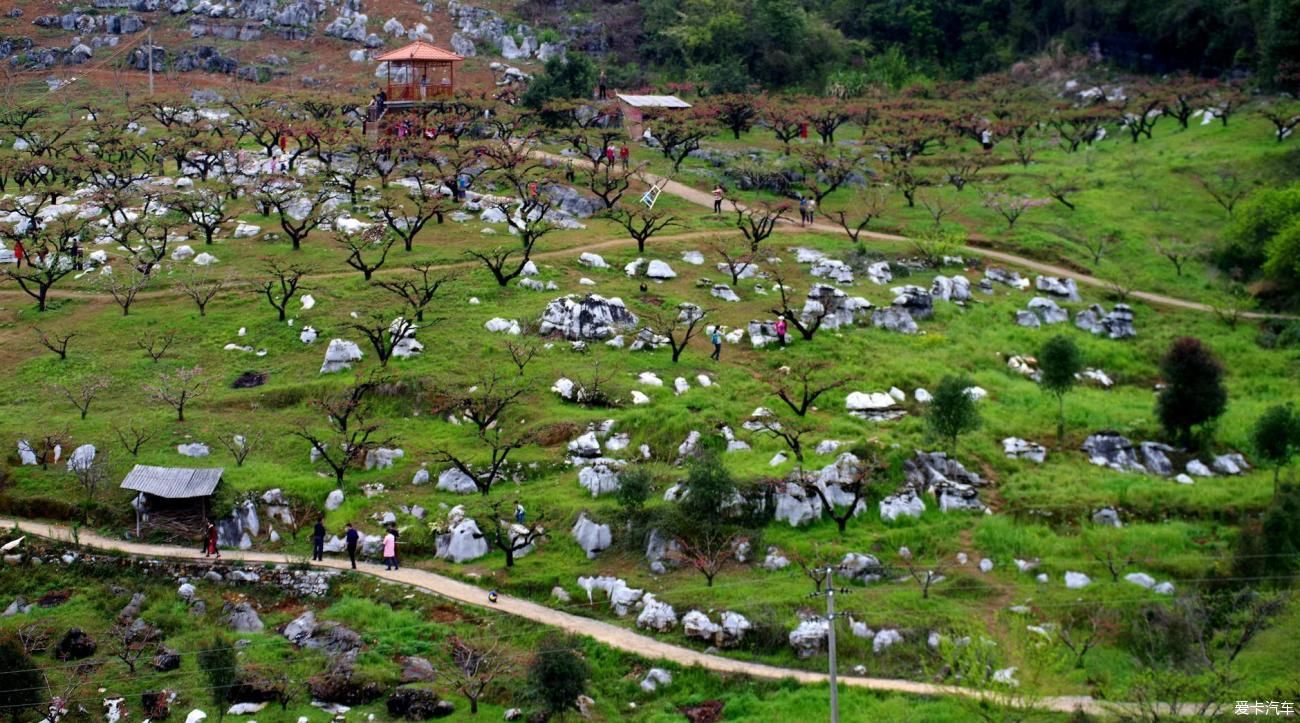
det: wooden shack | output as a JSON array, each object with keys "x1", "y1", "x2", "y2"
[
  {"x1": 120, "y1": 464, "x2": 224, "y2": 539},
  {"x1": 615, "y1": 94, "x2": 692, "y2": 141}
]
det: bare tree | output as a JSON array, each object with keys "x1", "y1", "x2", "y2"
[
  {"x1": 769, "y1": 362, "x2": 846, "y2": 417},
  {"x1": 1075, "y1": 229, "x2": 1123, "y2": 266},
  {"x1": 261, "y1": 260, "x2": 310, "y2": 321},
  {"x1": 281, "y1": 496, "x2": 319, "y2": 540},
  {"x1": 733, "y1": 200, "x2": 789, "y2": 253},
  {"x1": 347, "y1": 312, "x2": 418, "y2": 367},
  {"x1": 115, "y1": 421, "x2": 153, "y2": 457},
  {"x1": 1044, "y1": 173, "x2": 1081, "y2": 211},
  {"x1": 669, "y1": 528, "x2": 740, "y2": 587},
  {"x1": 106, "y1": 620, "x2": 159, "y2": 674},
  {"x1": 373, "y1": 264, "x2": 454, "y2": 322},
  {"x1": 102, "y1": 267, "x2": 150, "y2": 316},
  {"x1": 434, "y1": 429, "x2": 530, "y2": 496},
  {"x1": 1, "y1": 215, "x2": 87, "y2": 311},
  {"x1": 504, "y1": 339, "x2": 538, "y2": 376},
  {"x1": 981, "y1": 189, "x2": 1032, "y2": 228},
  {"x1": 770, "y1": 268, "x2": 830, "y2": 341},
  {"x1": 792, "y1": 549, "x2": 834, "y2": 593},
  {"x1": 897, "y1": 545, "x2": 945, "y2": 599},
  {"x1": 180, "y1": 270, "x2": 228, "y2": 317},
  {"x1": 606, "y1": 206, "x2": 680, "y2": 254},
  {"x1": 484, "y1": 500, "x2": 546, "y2": 568},
  {"x1": 136, "y1": 330, "x2": 176, "y2": 363},
  {"x1": 454, "y1": 373, "x2": 529, "y2": 434},
  {"x1": 35, "y1": 328, "x2": 76, "y2": 360},
  {"x1": 437, "y1": 636, "x2": 515, "y2": 715},
  {"x1": 1153, "y1": 236, "x2": 1196, "y2": 276},
  {"x1": 71, "y1": 449, "x2": 110, "y2": 524},
  {"x1": 714, "y1": 243, "x2": 755, "y2": 287},
  {"x1": 377, "y1": 180, "x2": 452, "y2": 251},
  {"x1": 825, "y1": 187, "x2": 886, "y2": 244},
  {"x1": 802, "y1": 453, "x2": 882, "y2": 534},
  {"x1": 55, "y1": 376, "x2": 111, "y2": 420},
  {"x1": 31, "y1": 428, "x2": 70, "y2": 470},
  {"x1": 216, "y1": 428, "x2": 262, "y2": 467},
  {"x1": 645, "y1": 305, "x2": 711, "y2": 363},
  {"x1": 295, "y1": 376, "x2": 396, "y2": 488},
  {"x1": 1056, "y1": 607, "x2": 1114, "y2": 668},
  {"x1": 170, "y1": 184, "x2": 235, "y2": 245},
  {"x1": 256, "y1": 181, "x2": 334, "y2": 250},
  {"x1": 943, "y1": 154, "x2": 990, "y2": 191},
  {"x1": 753, "y1": 413, "x2": 816, "y2": 463},
  {"x1": 144, "y1": 366, "x2": 206, "y2": 422},
  {"x1": 337, "y1": 225, "x2": 397, "y2": 281},
  {"x1": 1193, "y1": 169, "x2": 1252, "y2": 216},
  {"x1": 917, "y1": 189, "x2": 958, "y2": 226}
]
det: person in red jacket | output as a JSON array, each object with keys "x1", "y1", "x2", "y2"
[
  {"x1": 619, "y1": 144, "x2": 630, "y2": 170},
  {"x1": 13, "y1": 239, "x2": 25, "y2": 267},
  {"x1": 205, "y1": 521, "x2": 220, "y2": 559}
]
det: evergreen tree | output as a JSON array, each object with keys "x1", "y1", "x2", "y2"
[
  {"x1": 1039, "y1": 335, "x2": 1083, "y2": 447},
  {"x1": 1155, "y1": 337, "x2": 1228, "y2": 447},
  {"x1": 927, "y1": 375, "x2": 982, "y2": 454},
  {"x1": 527, "y1": 634, "x2": 590, "y2": 716},
  {"x1": 0, "y1": 635, "x2": 42, "y2": 723},
  {"x1": 1252, "y1": 403, "x2": 1300, "y2": 493}
]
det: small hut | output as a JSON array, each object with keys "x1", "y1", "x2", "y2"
[
  {"x1": 615, "y1": 94, "x2": 692, "y2": 141},
  {"x1": 374, "y1": 40, "x2": 464, "y2": 105},
  {"x1": 120, "y1": 464, "x2": 224, "y2": 539}
]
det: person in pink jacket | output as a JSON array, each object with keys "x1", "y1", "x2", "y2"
[{"x1": 382, "y1": 529, "x2": 397, "y2": 571}]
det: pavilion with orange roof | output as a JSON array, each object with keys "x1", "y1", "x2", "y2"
[{"x1": 374, "y1": 40, "x2": 465, "y2": 105}]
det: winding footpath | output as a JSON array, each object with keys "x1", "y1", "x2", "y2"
[
  {"x1": 537, "y1": 149, "x2": 1295, "y2": 321},
  {"x1": 3, "y1": 517, "x2": 1162, "y2": 717}
]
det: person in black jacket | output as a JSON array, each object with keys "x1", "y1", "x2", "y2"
[
  {"x1": 312, "y1": 517, "x2": 326, "y2": 561},
  {"x1": 343, "y1": 522, "x2": 360, "y2": 569}
]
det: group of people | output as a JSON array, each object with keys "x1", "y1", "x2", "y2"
[
  {"x1": 798, "y1": 195, "x2": 817, "y2": 225},
  {"x1": 202, "y1": 518, "x2": 400, "y2": 571},
  {"x1": 367, "y1": 90, "x2": 388, "y2": 120},
  {"x1": 603, "y1": 144, "x2": 631, "y2": 169}
]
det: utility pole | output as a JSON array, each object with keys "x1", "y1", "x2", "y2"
[
  {"x1": 147, "y1": 28, "x2": 154, "y2": 95},
  {"x1": 810, "y1": 566, "x2": 849, "y2": 723}
]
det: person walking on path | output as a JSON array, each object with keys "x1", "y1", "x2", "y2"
[
  {"x1": 382, "y1": 528, "x2": 397, "y2": 571},
  {"x1": 605, "y1": 145, "x2": 616, "y2": 166},
  {"x1": 344, "y1": 522, "x2": 360, "y2": 569},
  {"x1": 805, "y1": 196, "x2": 816, "y2": 224},
  {"x1": 13, "y1": 239, "x2": 25, "y2": 267},
  {"x1": 710, "y1": 327, "x2": 723, "y2": 361},
  {"x1": 619, "y1": 144, "x2": 630, "y2": 170},
  {"x1": 204, "y1": 521, "x2": 220, "y2": 559},
  {"x1": 712, "y1": 184, "x2": 724, "y2": 214},
  {"x1": 775, "y1": 316, "x2": 788, "y2": 346},
  {"x1": 388, "y1": 525, "x2": 401, "y2": 569},
  {"x1": 514, "y1": 502, "x2": 526, "y2": 525},
  {"x1": 311, "y1": 517, "x2": 326, "y2": 561},
  {"x1": 598, "y1": 70, "x2": 607, "y2": 100},
  {"x1": 798, "y1": 196, "x2": 809, "y2": 225}
]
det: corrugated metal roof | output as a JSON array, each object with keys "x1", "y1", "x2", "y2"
[
  {"x1": 120, "y1": 465, "x2": 224, "y2": 499},
  {"x1": 374, "y1": 41, "x2": 464, "y2": 63},
  {"x1": 615, "y1": 94, "x2": 692, "y2": 109}
]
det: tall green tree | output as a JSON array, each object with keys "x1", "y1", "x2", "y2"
[
  {"x1": 198, "y1": 635, "x2": 239, "y2": 722},
  {"x1": 521, "y1": 54, "x2": 597, "y2": 109},
  {"x1": 527, "y1": 634, "x2": 590, "y2": 716},
  {"x1": 1039, "y1": 335, "x2": 1084, "y2": 447},
  {"x1": 1155, "y1": 337, "x2": 1228, "y2": 447},
  {"x1": 0, "y1": 635, "x2": 42, "y2": 723},
  {"x1": 1252, "y1": 403, "x2": 1300, "y2": 493},
  {"x1": 927, "y1": 375, "x2": 982, "y2": 454}
]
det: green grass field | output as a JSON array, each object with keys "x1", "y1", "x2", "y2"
[{"x1": 2, "y1": 94, "x2": 1300, "y2": 718}]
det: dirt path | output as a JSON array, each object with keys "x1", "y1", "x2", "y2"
[{"x1": 1, "y1": 517, "x2": 1159, "y2": 717}]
